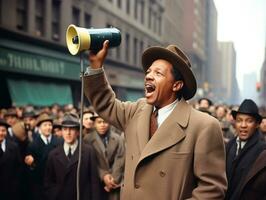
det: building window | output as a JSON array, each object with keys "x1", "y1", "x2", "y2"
[
  {"x1": 126, "y1": 0, "x2": 130, "y2": 14},
  {"x1": 16, "y1": 0, "x2": 28, "y2": 31},
  {"x1": 133, "y1": 37, "x2": 138, "y2": 65},
  {"x1": 139, "y1": 40, "x2": 144, "y2": 59},
  {"x1": 52, "y1": 0, "x2": 60, "y2": 41},
  {"x1": 125, "y1": 33, "x2": 130, "y2": 62},
  {"x1": 117, "y1": 0, "x2": 122, "y2": 9},
  {"x1": 85, "y1": 13, "x2": 91, "y2": 28},
  {"x1": 72, "y1": 7, "x2": 80, "y2": 26},
  {"x1": 35, "y1": 0, "x2": 45, "y2": 36},
  {"x1": 148, "y1": 7, "x2": 152, "y2": 29},
  {"x1": 140, "y1": 1, "x2": 144, "y2": 24},
  {"x1": 158, "y1": 15, "x2": 162, "y2": 35},
  {"x1": 134, "y1": 0, "x2": 138, "y2": 20},
  {"x1": 153, "y1": 11, "x2": 157, "y2": 32}
]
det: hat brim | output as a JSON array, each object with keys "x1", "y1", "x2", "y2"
[
  {"x1": 142, "y1": 46, "x2": 197, "y2": 100},
  {"x1": 0, "y1": 121, "x2": 10, "y2": 128},
  {"x1": 61, "y1": 124, "x2": 80, "y2": 128},
  {"x1": 231, "y1": 110, "x2": 262, "y2": 123},
  {"x1": 36, "y1": 119, "x2": 53, "y2": 127}
]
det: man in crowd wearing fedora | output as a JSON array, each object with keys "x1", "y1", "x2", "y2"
[
  {"x1": 84, "y1": 114, "x2": 125, "y2": 200},
  {"x1": 4, "y1": 108, "x2": 18, "y2": 141},
  {"x1": 83, "y1": 41, "x2": 227, "y2": 199},
  {"x1": 0, "y1": 118, "x2": 22, "y2": 200},
  {"x1": 225, "y1": 99, "x2": 266, "y2": 200},
  {"x1": 24, "y1": 113, "x2": 62, "y2": 200},
  {"x1": 44, "y1": 113, "x2": 100, "y2": 200}
]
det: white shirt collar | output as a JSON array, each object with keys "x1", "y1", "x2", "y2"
[
  {"x1": 156, "y1": 99, "x2": 179, "y2": 128},
  {"x1": 40, "y1": 132, "x2": 52, "y2": 145},
  {"x1": 1, "y1": 139, "x2": 6, "y2": 152},
  {"x1": 64, "y1": 140, "x2": 78, "y2": 156},
  {"x1": 236, "y1": 136, "x2": 247, "y2": 149}
]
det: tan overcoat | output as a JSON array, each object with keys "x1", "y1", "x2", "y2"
[{"x1": 84, "y1": 72, "x2": 227, "y2": 200}]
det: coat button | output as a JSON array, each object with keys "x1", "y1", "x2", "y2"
[
  {"x1": 159, "y1": 170, "x2": 166, "y2": 177},
  {"x1": 135, "y1": 184, "x2": 140, "y2": 189},
  {"x1": 131, "y1": 155, "x2": 133, "y2": 160}
]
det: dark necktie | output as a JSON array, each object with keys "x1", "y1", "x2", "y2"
[
  {"x1": 67, "y1": 147, "x2": 72, "y2": 159},
  {"x1": 236, "y1": 140, "x2": 242, "y2": 155},
  {"x1": 46, "y1": 138, "x2": 50, "y2": 145},
  {"x1": 150, "y1": 108, "x2": 158, "y2": 138}
]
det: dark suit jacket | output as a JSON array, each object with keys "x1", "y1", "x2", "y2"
[
  {"x1": 0, "y1": 139, "x2": 22, "y2": 200},
  {"x1": 44, "y1": 143, "x2": 101, "y2": 200},
  {"x1": 238, "y1": 149, "x2": 266, "y2": 199},
  {"x1": 26, "y1": 133, "x2": 62, "y2": 199},
  {"x1": 225, "y1": 130, "x2": 266, "y2": 200}
]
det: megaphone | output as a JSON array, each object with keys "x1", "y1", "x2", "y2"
[{"x1": 66, "y1": 24, "x2": 121, "y2": 55}]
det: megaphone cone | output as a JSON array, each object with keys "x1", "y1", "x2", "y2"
[{"x1": 66, "y1": 24, "x2": 121, "y2": 55}]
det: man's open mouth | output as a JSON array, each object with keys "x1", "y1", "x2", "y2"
[{"x1": 145, "y1": 83, "x2": 156, "y2": 93}]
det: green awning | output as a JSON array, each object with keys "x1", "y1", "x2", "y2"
[{"x1": 7, "y1": 79, "x2": 73, "y2": 106}]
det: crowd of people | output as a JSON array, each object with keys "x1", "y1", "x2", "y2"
[
  {"x1": 0, "y1": 104, "x2": 125, "y2": 200},
  {"x1": 1, "y1": 41, "x2": 266, "y2": 200},
  {"x1": 1, "y1": 96, "x2": 266, "y2": 200}
]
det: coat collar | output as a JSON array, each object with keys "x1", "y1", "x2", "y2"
[{"x1": 137, "y1": 98, "x2": 191, "y2": 164}]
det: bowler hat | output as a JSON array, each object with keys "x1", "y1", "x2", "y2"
[
  {"x1": 231, "y1": 99, "x2": 262, "y2": 123},
  {"x1": 142, "y1": 45, "x2": 197, "y2": 100},
  {"x1": 0, "y1": 118, "x2": 10, "y2": 128},
  {"x1": 61, "y1": 113, "x2": 80, "y2": 128},
  {"x1": 36, "y1": 113, "x2": 53, "y2": 126}
]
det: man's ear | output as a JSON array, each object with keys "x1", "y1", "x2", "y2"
[{"x1": 173, "y1": 81, "x2": 184, "y2": 92}]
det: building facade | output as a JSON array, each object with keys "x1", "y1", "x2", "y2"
[{"x1": 0, "y1": 0, "x2": 167, "y2": 107}]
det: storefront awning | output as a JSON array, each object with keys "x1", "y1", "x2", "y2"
[{"x1": 7, "y1": 79, "x2": 73, "y2": 106}]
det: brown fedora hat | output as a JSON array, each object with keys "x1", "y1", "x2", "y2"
[
  {"x1": 36, "y1": 113, "x2": 53, "y2": 126},
  {"x1": 12, "y1": 121, "x2": 27, "y2": 141},
  {"x1": 142, "y1": 45, "x2": 197, "y2": 100}
]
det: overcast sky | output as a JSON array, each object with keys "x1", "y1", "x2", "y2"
[{"x1": 213, "y1": 0, "x2": 266, "y2": 91}]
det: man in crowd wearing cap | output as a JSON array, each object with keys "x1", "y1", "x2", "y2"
[
  {"x1": 22, "y1": 108, "x2": 39, "y2": 142},
  {"x1": 84, "y1": 114, "x2": 125, "y2": 200},
  {"x1": 24, "y1": 113, "x2": 62, "y2": 200},
  {"x1": 0, "y1": 118, "x2": 22, "y2": 200},
  {"x1": 44, "y1": 113, "x2": 100, "y2": 200},
  {"x1": 83, "y1": 41, "x2": 227, "y2": 199},
  {"x1": 225, "y1": 99, "x2": 266, "y2": 200},
  {"x1": 4, "y1": 108, "x2": 18, "y2": 141}
]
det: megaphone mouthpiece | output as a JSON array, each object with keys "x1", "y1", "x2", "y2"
[{"x1": 66, "y1": 24, "x2": 121, "y2": 55}]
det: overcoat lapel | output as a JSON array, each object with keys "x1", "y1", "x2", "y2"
[
  {"x1": 138, "y1": 99, "x2": 191, "y2": 164},
  {"x1": 136, "y1": 104, "x2": 153, "y2": 153},
  {"x1": 90, "y1": 132, "x2": 110, "y2": 168},
  {"x1": 0, "y1": 141, "x2": 12, "y2": 164},
  {"x1": 106, "y1": 133, "x2": 117, "y2": 160},
  {"x1": 55, "y1": 146, "x2": 68, "y2": 167}
]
